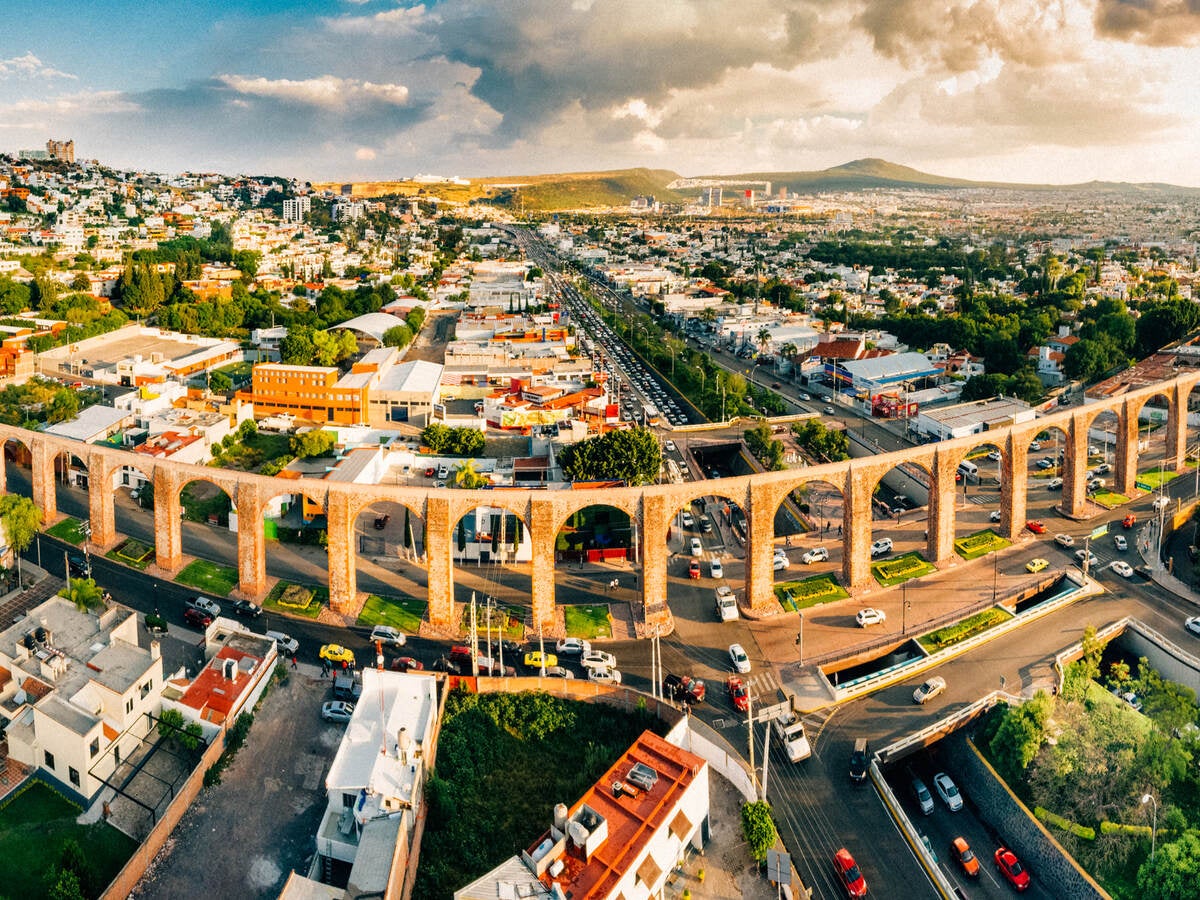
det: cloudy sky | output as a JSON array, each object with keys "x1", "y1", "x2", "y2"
[{"x1": 3, "y1": 0, "x2": 1200, "y2": 185}]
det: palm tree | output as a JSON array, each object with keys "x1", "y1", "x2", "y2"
[
  {"x1": 61, "y1": 577, "x2": 105, "y2": 614},
  {"x1": 779, "y1": 342, "x2": 799, "y2": 378},
  {"x1": 757, "y1": 326, "x2": 773, "y2": 360},
  {"x1": 454, "y1": 459, "x2": 489, "y2": 490}
]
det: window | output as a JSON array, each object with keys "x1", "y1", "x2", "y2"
[
  {"x1": 126, "y1": 698, "x2": 134, "y2": 714},
  {"x1": 69, "y1": 767, "x2": 80, "y2": 787},
  {"x1": 44, "y1": 750, "x2": 55, "y2": 770},
  {"x1": 343, "y1": 793, "x2": 357, "y2": 808},
  {"x1": 139, "y1": 679, "x2": 152, "y2": 700},
  {"x1": 90, "y1": 737, "x2": 100, "y2": 758}
]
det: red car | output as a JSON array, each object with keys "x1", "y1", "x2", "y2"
[
  {"x1": 1123, "y1": 513, "x2": 1137, "y2": 529},
  {"x1": 390, "y1": 657, "x2": 424, "y2": 672},
  {"x1": 833, "y1": 847, "x2": 868, "y2": 898},
  {"x1": 183, "y1": 607, "x2": 212, "y2": 628},
  {"x1": 727, "y1": 676, "x2": 749, "y2": 713},
  {"x1": 995, "y1": 846, "x2": 1031, "y2": 891},
  {"x1": 424, "y1": 467, "x2": 435, "y2": 477},
  {"x1": 688, "y1": 560, "x2": 700, "y2": 579},
  {"x1": 1026, "y1": 520, "x2": 1047, "y2": 534}
]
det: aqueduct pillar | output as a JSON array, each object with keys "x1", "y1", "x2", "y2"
[
  {"x1": 746, "y1": 479, "x2": 778, "y2": 615},
  {"x1": 153, "y1": 466, "x2": 183, "y2": 573},
  {"x1": 639, "y1": 493, "x2": 671, "y2": 626},
  {"x1": 325, "y1": 490, "x2": 357, "y2": 615},
  {"x1": 423, "y1": 495, "x2": 456, "y2": 631},
  {"x1": 31, "y1": 441, "x2": 56, "y2": 524},
  {"x1": 234, "y1": 481, "x2": 268, "y2": 600},
  {"x1": 928, "y1": 448, "x2": 958, "y2": 564},
  {"x1": 844, "y1": 467, "x2": 874, "y2": 591},
  {"x1": 87, "y1": 456, "x2": 117, "y2": 550},
  {"x1": 528, "y1": 498, "x2": 559, "y2": 632},
  {"x1": 1114, "y1": 400, "x2": 1139, "y2": 498},
  {"x1": 1062, "y1": 414, "x2": 1090, "y2": 516},
  {"x1": 1166, "y1": 382, "x2": 1189, "y2": 472},
  {"x1": 999, "y1": 434, "x2": 1028, "y2": 541}
]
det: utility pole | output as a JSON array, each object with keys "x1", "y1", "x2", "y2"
[{"x1": 469, "y1": 592, "x2": 479, "y2": 677}]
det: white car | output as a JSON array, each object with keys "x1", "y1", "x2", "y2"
[
  {"x1": 729, "y1": 643, "x2": 751, "y2": 674},
  {"x1": 1110, "y1": 561, "x2": 1134, "y2": 578},
  {"x1": 1114, "y1": 535, "x2": 1128, "y2": 551},
  {"x1": 556, "y1": 637, "x2": 591, "y2": 656},
  {"x1": 710, "y1": 558, "x2": 724, "y2": 578},
  {"x1": 773, "y1": 556, "x2": 790, "y2": 572},
  {"x1": 1047, "y1": 477, "x2": 1064, "y2": 490},
  {"x1": 1154, "y1": 496, "x2": 1171, "y2": 511},
  {"x1": 664, "y1": 439, "x2": 676, "y2": 452},
  {"x1": 802, "y1": 547, "x2": 829, "y2": 564},
  {"x1": 1030, "y1": 441, "x2": 1042, "y2": 451},
  {"x1": 1075, "y1": 549, "x2": 1099, "y2": 567},
  {"x1": 870, "y1": 538, "x2": 893, "y2": 557},
  {"x1": 1185, "y1": 616, "x2": 1200, "y2": 637},
  {"x1": 681, "y1": 511, "x2": 695, "y2": 528},
  {"x1": 986, "y1": 450, "x2": 1001, "y2": 462},
  {"x1": 587, "y1": 667, "x2": 622, "y2": 686},
  {"x1": 934, "y1": 772, "x2": 963, "y2": 811},
  {"x1": 369, "y1": 625, "x2": 406, "y2": 647},
  {"x1": 856, "y1": 608, "x2": 887, "y2": 628},
  {"x1": 989, "y1": 510, "x2": 1002, "y2": 522},
  {"x1": 773, "y1": 712, "x2": 812, "y2": 762},
  {"x1": 715, "y1": 586, "x2": 739, "y2": 622},
  {"x1": 690, "y1": 537, "x2": 703, "y2": 556},
  {"x1": 190, "y1": 596, "x2": 221, "y2": 617},
  {"x1": 1054, "y1": 534, "x2": 1075, "y2": 548},
  {"x1": 913, "y1": 676, "x2": 947, "y2": 704},
  {"x1": 581, "y1": 650, "x2": 617, "y2": 670}
]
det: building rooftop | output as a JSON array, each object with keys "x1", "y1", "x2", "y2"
[
  {"x1": 526, "y1": 730, "x2": 705, "y2": 900},
  {"x1": 919, "y1": 396, "x2": 1034, "y2": 429},
  {"x1": 42, "y1": 404, "x2": 129, "y2": 442},
  {"x1": 376, "y1": 359, "x2": 444, "y2": 396}
]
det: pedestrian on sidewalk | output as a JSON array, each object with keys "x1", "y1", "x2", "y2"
[
  {"x1": 838, "y1": 524, "x2": 843, "y2": 536},
  {"x1": 291, "y1": 655, "x2": 298, "y2": 670}
]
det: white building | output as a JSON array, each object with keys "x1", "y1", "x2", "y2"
[
  {"x1": 912, "y1": 396, "x2": 1038, "y2": 441},
  {"x1": 282, "y1": 197, "x2": 312, "y2": 223},
  {"x1": 0, "y1": 597, "x2": 165, "y2": 806},
  {"x1": 314, "y1": 669, "x2": 439, "y2": 897}
]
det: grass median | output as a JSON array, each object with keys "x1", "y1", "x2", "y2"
[
  {"x1": 871, "y1": 551, "x2": 936, "y2": 587},
  {"x1": 774, "y1": 573, "x2": 849, "y2": 612}
]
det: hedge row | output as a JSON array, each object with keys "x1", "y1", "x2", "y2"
[{"x1": 1035, "y1": 806, "x2": 1096, "y2": 841}]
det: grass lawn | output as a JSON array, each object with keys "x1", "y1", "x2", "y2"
[
  {"x1": 357, "y1": 595, "x2": 427, "y2": 633},
  {"x1": 45, "y1": 517, "x2": 89, "y2": 544},
  {"x1": 1137, "y1": 467, "x2": 1178, "y2": 490},
  {"x1": 871, "y1": 551, "x2": 937, "y2": 587},
  {"x1": 954, "y1": 529, "x2": 1012, "y2": 561},
  {"x1": 107, "y1": 538, "x2": 155, "y2": 570},
  {"x1": 564, "y1": 604, "x2": 612, "y2": 639},
  {"x1": 455, "y1": 602, "x2": 527, "y2": 640},
  {"x1": 918, "y1": 607, "x2": 1011, "y2": 652},
  {"x1": 774, "y1": 573, "x2": 849, "y2": 612},
  {"x1": 263, "y1": 581, "x2": 326, "y2": 620},
  {"x1": 0, "y1": 780, "x2": 137, "y2": 899},
  {"x1": 1083, "y1": 680, "x2": 1152, "y2": 738},
  {"x1": 212, "y1": 430, "x2": 296, "y2": 474},
  {"x1": 176, "y1": 558, "x2": 239, "y2": 597},
  {"x1": 1091, "y1": 490, "x2": 1129, "y2": 508}
]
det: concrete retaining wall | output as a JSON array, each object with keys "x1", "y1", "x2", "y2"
[{"x1": 1117, "y1": 620, "x2": 1200, "y2": 698}]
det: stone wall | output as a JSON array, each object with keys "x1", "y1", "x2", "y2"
[{"x1": 941, "y1": 731, "x2": 1109, "y2": 900}]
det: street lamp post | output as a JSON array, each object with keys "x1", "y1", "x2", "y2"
[
  {"x1": 902, "y1": 595, "x2": 911, "y2": 635},
  {"x1": 796, "y1": 612, "x2": 804, "y2": 664},
  {"x1": 1142, "y1": 793, "x2": 1158, "y2": 862}
]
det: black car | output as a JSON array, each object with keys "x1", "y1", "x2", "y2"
[
  {"x1": 488, "y1": 639, "x2": 523, "y2": 657},
  {"x1": 849, "y1": 738, "x2": 870, "y2": 783},
  {"x1": 332, "y1": 673, "x2": 363, "y2": 702},
  {"x1": 67, "y1": 554, "x2": 91, "y2": 578},
  {"x1": 227, "y1": 598, "x2": 262, "y2": 617},
  {"x1": 432, "y1": 656, "x2": 463, "y2": 675},
  {"x1": 373, "y1": 515, "x2": 390, "y2": 530}
]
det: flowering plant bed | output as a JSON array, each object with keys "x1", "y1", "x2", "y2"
[
  {"x1": 954, "y1": 529, "x2": 1011, "y2": 560},
  {"x1": 871, "y1": 552, "x2": 936, "y2": 586},
  {"x1": 774, "y1": 573, "x2": 849, "y2": 611},
  {"x1": 917, "y1": 607, "x2": 1010, "y2": 652}
]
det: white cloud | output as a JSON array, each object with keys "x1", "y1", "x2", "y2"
[
  {"x1": 354, "y1": 146, "x2": 377, "y2": 160},
  {"x1": 217, "y1": 75, "x2": 408, "y2": 108},
  {"x1": 0, "y1": 52, "x2": 76, "y2": 81}
]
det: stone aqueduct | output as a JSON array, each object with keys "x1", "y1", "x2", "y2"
[{"x1": 3, "y1": 373, "x2": 1197, "y2": 633}]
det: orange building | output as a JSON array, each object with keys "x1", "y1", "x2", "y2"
[{"x1": 239, "y1": 363, "x2": 369, "y2": 424}]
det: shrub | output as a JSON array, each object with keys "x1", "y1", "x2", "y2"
[
  {"x1": 740, "y1": 800, "x2": 777, "y2": 863},
  {"x1": 1035, "y1": 806, "x2": 1096, "y2": 840}
]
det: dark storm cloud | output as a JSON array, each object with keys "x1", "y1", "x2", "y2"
[{"x1": 1093, "y1": 0, "x2": 1200, "y2": 45}]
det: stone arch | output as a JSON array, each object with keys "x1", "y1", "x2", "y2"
[
  {"x1": 449, "y1": 502, "x2": 532, "y2": 612},
  {"x1": 1131, "y1": 390, "x2": 1174, "y2": 485},
  {"x1": 865, "y1": 459, "x2": 934, "y2": 574},
  {"x1": 1, "y1": 435, "x2": 34, "y2": 498},
  {"x1": 176, "y1": 475, "x2": 239, "y2": 579}
]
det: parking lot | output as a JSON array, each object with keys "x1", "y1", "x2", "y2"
[{"x1": 131, "y1": 664, "x2": 336, "y2": 899}]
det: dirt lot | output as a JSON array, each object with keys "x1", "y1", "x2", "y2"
[{"x1": 130, "y1": 664, "x2": 337, "y2": 899}]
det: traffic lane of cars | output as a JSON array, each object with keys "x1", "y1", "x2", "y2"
[{"x1": 884, "y1": 755, "x2": 1052, "y2": 899}]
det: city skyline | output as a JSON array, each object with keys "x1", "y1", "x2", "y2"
[{"x1": 3, "y1": 0, "x2": 1200, "y2": 186}]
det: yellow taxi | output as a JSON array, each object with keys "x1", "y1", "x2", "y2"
[
  {"x1": 1026, "y1": 558, "x2": 1050, "y2": 573},
  {"x1": 319, "y1": 644, "x2": 356, "y2": 665}
]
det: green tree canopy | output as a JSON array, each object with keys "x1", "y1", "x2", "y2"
[
  {"x1": 558, "y1": 427, "x2": 661, "y2": 486},
  {"x1": 0, "y1": 494, "x2": 41, "y2": 559},
  {"x1": 290, "y1": 429, "x2": 337, "y2": 459},
  {"x1": 740, "y1": 800, "x2": 778, "y2": 863},
  {"x1": 1136, "y1": 830, "x2": 1200, "y2": 900}
]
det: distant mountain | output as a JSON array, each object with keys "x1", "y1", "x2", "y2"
[
  {"x1": 698, "y1": 158, "x2": 1200, "y2": 196},
  {"x1": 478, "y1": 168, "x2": 684, "y2": 210}
]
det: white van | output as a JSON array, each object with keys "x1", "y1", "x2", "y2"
[{"x1": 957, "y1": 460, "x2": 978, "y2": 480}]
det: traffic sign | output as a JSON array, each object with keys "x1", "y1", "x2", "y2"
[{"x1": 1090, "y1": 524, "x2": 1109, "y2": 540}]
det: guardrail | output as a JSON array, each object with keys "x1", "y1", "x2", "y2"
[
  {"x1": 877, "y1": 690, "x2": 1016, "y2": 766},
  {"x1": 829, "y1": 576, "x2": 1096, "y2": 704}
]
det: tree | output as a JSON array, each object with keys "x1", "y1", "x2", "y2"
[
  {"x1": 383, "y1": 324, "x2": 414, "y2": 348},
  {"x1": 60, "y1": 577, "x2": 106, "y2": 614},
  {"x1": 740, "y1": 800, "x2": 777, "y2": 863},
  {"x1": 559, "y1": 427, "x2": 661, "y2": 486},
  {"x1": 0, "y1": 494, "x2": 41, "y2": 582},
  {"x1": 1136, "y1": 829, "x2": 1200, "y2": 899},
  {"x1": 453, "y1": 459, "x2": 489, "y2": 489},
  {"x1": 290, "y1": 429, "x2": 336, "y2": 459},
  {"x1": 1137, "y1": 299, "x2": 1200, "y2": 356},
  {"x1": 278, "y1": 325, "x2": 316, "y2": 365},
  {"x1": 986, "y1": 691, "x2": 1053, "y2": 782}
]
